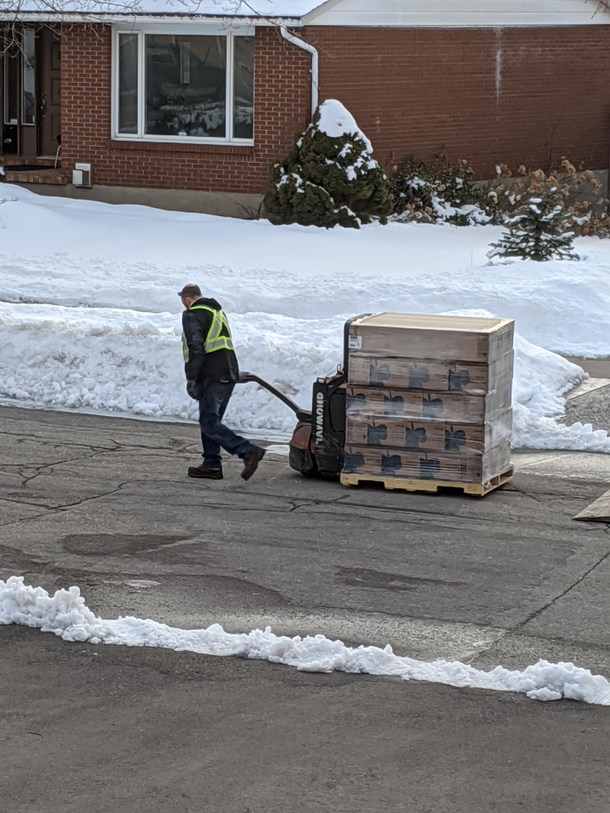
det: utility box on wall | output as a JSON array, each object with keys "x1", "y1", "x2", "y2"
[{"x1": 72, "y1": 163, "x2": 92, "y2": 188}]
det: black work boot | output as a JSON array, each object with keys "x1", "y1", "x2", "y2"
[
  {"x1": 188, "y1": 466, "x2": 223, "y2": 480},
  {"x1": 241, "y1": 447, "x2": 266, "y2": 481}
]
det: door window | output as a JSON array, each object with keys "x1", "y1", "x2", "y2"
[
  {"x1": 22, "y1": 29, "x2": 35, "y2": 125},
  {"x1": 4, "y1": 45, "x2": 19, "y2": 124}
]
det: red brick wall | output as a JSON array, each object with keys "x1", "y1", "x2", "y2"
[
  {"x1": 304, "y1": 26, "x2": 610, "y2": 176},
  {"x1": 60, "y1": 24, "x2": 610, "y2": 194},
  {"x1": 60, "y1": 25, "x2": 311, "y2": 193}
]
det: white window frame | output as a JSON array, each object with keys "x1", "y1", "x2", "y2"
[{"x1": 111, "y1": 24, "x2": 254, "y2": 147}]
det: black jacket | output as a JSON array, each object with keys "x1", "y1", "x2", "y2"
[{"x1": 182, "y1": 297, "x2": 239, "y2": 385}]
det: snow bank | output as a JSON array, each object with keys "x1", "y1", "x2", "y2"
[
  {"x1": 0, "y1": 297, "x2": 603, "y2": 450},
  {"x1": 513, "y1": 333, "x2": 610, "y2": 452},
  {"x1": 2, "y1": 576, "x2": 609, "y2": 705},
  {"x1": 316, "y1": 99, "x2": 373, "y2": 153},
  {"x1": 0, "y1": 302, "x2": 339, "y2": 433},
  {"x1": 1, "y1": 184, "x2": 610, "y2": 450},
  {"x1": 0, "y1": 186, "x2": 492, "y2": 279}
]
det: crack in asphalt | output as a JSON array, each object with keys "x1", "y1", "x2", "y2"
[
  {"x1": 0, "y1": 430, "x2": 120, "y2": 451},
  {"x1": 0, "y1": 496, "x2": 57, "y2": 512},
  {"x1": 0, "y1": 483, "x2": 129, "y2": 527},
  {"x1": 0, "y1": 429, "x2": 194, "y2": 457},
  {"x1": 512, "y1": 529, "x2": 610, "y2": 635},
  {"x1": 1, "y1": 477, "x2": 601, "y2": 537},
  {"x1": 19, "y1": 458, "x2": 88, "y2": 488}
]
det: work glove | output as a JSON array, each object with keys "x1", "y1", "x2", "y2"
[{"x1": 186, "y1": 380, "x2": 200, "y2": 400}]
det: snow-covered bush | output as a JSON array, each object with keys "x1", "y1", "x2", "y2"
[
  {"x1": 481, "y1": 160, "x2": 610, "y2": 235},
  {"x1": 488, "y1": 185, "x2": 579, "y2": 262},
  {"x1": 389, "y1": 155, "x2": 488, "y2": 226},
  {"x1": 263, "y1": 99, "x2": 392, "y2": 229},
  {"x1": 388, "y1": 154, "x2": 609, "y2": 234}
]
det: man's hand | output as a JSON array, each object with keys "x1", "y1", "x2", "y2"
[{"x1": 186, "y1": 380, "x2": 200, "y2": 400}]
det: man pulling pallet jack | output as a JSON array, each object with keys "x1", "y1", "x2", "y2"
[
  {"x1": 179, "y1": 283, "x2": 265, "y2": 482},
  {"x1": 179, "y1": 293, "x2": 514, "y2": 497}
]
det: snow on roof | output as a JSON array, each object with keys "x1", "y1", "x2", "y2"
[
  {"x1": 317, "y1": 99, "x2": 373, "y2": 153},
  {"x1": 15, "y1": 0, "x2": 330, "y2": 17}
]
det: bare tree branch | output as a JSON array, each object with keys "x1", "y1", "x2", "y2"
[{"x1": 0, "y1": 0, "x2": 295, "y2": 17}]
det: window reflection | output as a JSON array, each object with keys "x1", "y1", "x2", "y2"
[{"x1": 146, "y1": 35, "x2": 227, "y2": 138}]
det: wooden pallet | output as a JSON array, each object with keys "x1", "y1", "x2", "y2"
[{"x1": 339, "y1": 467, "x2": 514, "y2": 497}]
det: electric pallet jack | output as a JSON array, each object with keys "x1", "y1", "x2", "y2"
[{"x1": 238, "y1": 316, "x2": 368, "y2": 478}]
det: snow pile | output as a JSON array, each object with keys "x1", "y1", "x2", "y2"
[
  {"x1": 0, "y1": 302, "x2": 338, "y2": 433},
  {"x1": 0, "y1": 298, "x2": 603, "y2": 450},
  {"x1": 513, "y1": 333, "x2": 610, "y2": 452},
  {"x1": 316, "y1": 99, "x2": 373, "y2": 153},
  {"x1": 1, "y1": 185, "x2": 610, "y2": 450},
  {"x1": 430, "y1": 199, "x2": 491, "y2": 226},
  {"x1": 2, "y1": 576, "x2": 609, "y2": 705}
]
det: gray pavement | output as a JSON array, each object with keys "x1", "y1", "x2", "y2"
[
  {"x1": 3, "y1": 405, "x2": 610, "y2": 811},
  {"x1": 562, "y1": 356, "x2": 610, "y2": 432},
  {"x1": 565, "y1": 356, "x2": 610, "y2": 378},
  {"x1": 565, "y1": 381, "x2": 610, "y2": 433}
]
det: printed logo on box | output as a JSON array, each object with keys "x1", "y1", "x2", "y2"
[{"x1": 348, "y1": 335, "x2": 362, "y2": 350}]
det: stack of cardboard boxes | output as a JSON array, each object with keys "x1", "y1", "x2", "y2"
[{"x1": 342, "y1": 313, "x2": 514, "y2": 488}]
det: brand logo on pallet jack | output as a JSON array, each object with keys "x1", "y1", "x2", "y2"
[{"x1": 315, "y1": 391, "x2": 325, "y2": 444}]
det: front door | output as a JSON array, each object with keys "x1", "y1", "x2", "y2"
[
  {"x1": 37, "y1": 27, "x2": 61, "y2": 157},
  {"x1": 1, "y1": 26, "x2": 61, "y2": 159}
]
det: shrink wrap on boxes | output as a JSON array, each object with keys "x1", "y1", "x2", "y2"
[
  {"x1": 345, "y1": 412, "x2": 512, "y2": 455},
  {"x1": 343, "y1": 443, "x2": 512, "y2": 485},
  {"x1": 348, "y1": 353, "x2": 512, "y2": 396},
  {"x1": 347, "y1": 313, "x2": 514, "y2": 364},
  {"x1": 345, "y1": 386, "x2": 512, "y2": 425},
  {"x1": 341, "y1": 312, "x2": 514, "y2": 490}
]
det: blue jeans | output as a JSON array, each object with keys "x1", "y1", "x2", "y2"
[{"x1": 198, "y1": 380, "x2": 255, "y2": 470}]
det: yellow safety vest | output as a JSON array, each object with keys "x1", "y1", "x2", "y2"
[{"x1": 182, "y1": 305, "x2": 234, "y2": 362}]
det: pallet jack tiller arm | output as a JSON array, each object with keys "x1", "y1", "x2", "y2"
[
  {"x1": 238, "y1": 372, "x2": 312, "y2": 423},
  {"x1": 238, "y1": 316, "x2": 370, "y2": 477}
]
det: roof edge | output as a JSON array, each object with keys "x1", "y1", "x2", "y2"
[{"x1": 0, "y1": 10, "x2": 303, "y2": 22}]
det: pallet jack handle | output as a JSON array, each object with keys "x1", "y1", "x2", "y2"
[{"x1": 238, "y1": 372, "x2": 312, "y2": 423}]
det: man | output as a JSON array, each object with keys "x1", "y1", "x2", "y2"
[{"x1": 179, "y1": 283, "x2": 265, "y2": 481}]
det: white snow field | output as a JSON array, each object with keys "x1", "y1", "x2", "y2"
[
  {"x1": 2, "y1": 576, "x2": 610, "y2": 705},
  {"x1": 2, "y1": 184, "x2": 610, "y2": 450}
]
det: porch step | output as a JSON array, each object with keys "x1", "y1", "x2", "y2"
[
  {"x1": 2, "y1": 155, "x2": 59, "y2": 168},
  {"x1": 3, "y1": 167, "x2": 69, "y2": 185}
]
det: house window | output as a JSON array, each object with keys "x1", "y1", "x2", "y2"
[
  {"x1": 114, "y1": 30, "x2": 254, "y2": 144},
  {"x1": 118, "y1": 33, "x2": 138, "y2": 134}
]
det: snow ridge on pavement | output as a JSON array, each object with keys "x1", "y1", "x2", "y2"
[{"x1": 2, "y1": 577, "x2": 610, "y2": 706}]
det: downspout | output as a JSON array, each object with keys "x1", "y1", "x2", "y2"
[{"x1": 280, "y1": 26, "x2": 319, "y2": 117}]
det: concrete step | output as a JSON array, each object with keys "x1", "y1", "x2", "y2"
[{"x1": 3, "y1": 168, "x2": 68, "y2": 185}]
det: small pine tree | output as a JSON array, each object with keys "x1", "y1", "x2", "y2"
[
  {"x1": 488, "y1": 186, "x2": 579, "y2": 262},
  {"x1": 264, "y1": 99, "x2": 392, "y2": 229}
]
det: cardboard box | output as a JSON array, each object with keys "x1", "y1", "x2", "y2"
[
  {"x1": 346, "y1": 416, "x2": 445, "y2": 451},
  {"x1": 342, "y1": 443, "x2": 512, "y2": 485},
  {"x1": 345, "y1": 412, "x2": 512, "y2": 454},
  {"x1": 346, "y1": 386, "x2": 510, "y2": 425},
  {"x1": 347, "y1": 353, "x2": 513, "y2": 396},
  {"x1": 348, "y1": 313, "x2": 514, "y2": 363}
]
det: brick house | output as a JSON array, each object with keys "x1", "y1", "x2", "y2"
[{"x1": 2, "y1": 0, "x2": 610, "y2": 215}]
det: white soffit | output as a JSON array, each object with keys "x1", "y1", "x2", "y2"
[{"x1": 303, "y1": 0, "x2": 610, "y2": 27}]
